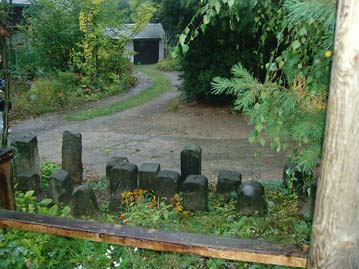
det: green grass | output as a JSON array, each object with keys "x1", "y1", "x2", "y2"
[{"x1": 66, "y1": 65, "x2": 172, "y2": 121}]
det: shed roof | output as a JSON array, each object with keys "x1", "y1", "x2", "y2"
[
  {"x1": 107, "y1": 23, "x2": 165, "y2": 40},
  {"x1": 10, "y1": 0, "x2": 30, "y2": 5},
  {"x1": 131, "y1": 23, "x2": 165, "y2": 39}
]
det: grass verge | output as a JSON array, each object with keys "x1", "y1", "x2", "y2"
[{"x1": 66, "y1": 65, "x2": 171, "y2": 121}]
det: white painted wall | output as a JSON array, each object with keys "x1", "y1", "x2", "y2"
[
  {"x1": 124, "y1": 41, "x2": 134, "y2": 63},
  {"x1": 159, "y1": 40, "x2": 165, "y2": 61}
]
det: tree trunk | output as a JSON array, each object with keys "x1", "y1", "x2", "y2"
[
  {"x1": 308, "y1": 0, "x2": 359, "y2": 268},
  {"x1": 1, "y1": 36, "x2": 10, "y2": 147},
  {"x1": 0, "y1": 149, "x2": 15, "y2": 210}
]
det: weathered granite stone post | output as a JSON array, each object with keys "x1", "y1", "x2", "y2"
[
  {"x1": 62, "y1": 131, "x2": 83, "y2": 185},
  {"x1": 180, "y1": 144, "x2": 202, "y2": 189},
  {"x1": 216, "y1": 170, "x2": 242, "y2": 201},
  {"x1": 298, "y1": 178, "x2": 317, "y2": 217},
  {"x1": 154, "y1": 170, "x2": 180, "y2": 200},
  {"x1": 48, "y1": 169, "x2": 73, "y2": 204},
  {"x1": 11, "y1": 135, "x2": 41, "y2": 179},
  {"x1": 16, "y1": 172, "x2": 41, "y2": 194},
  {"x1": 72, "y1": 184, "x2": 98, "y2": 217},
  {"x1": 183, "y1": 175, "x2": 208, "y2": 211},
  {"x1": 138, "y1": 163, "x2": 160, "y2": 191},
  {"x1": 108, "y1": 163, "x2": 138, "y2": 212},
  {"x1": 106, "y1": 156, "x2": 129, "y2": 192},
  {"x1": 237, "y1": 181, "x2": 266, "y2": 216},
  {"x1": 106, "y1": 156, "x2": 129, "y2": 175}
]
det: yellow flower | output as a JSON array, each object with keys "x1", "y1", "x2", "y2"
[
  {"x1": 324, "y1": 50, "x2": 332, "y2": 58},
  {"x1": 181, "y1": 211, "x2": 189, "y2": 218},
  {"x1": 148, "y1": 196, "x2": 157, "y2": 209}
]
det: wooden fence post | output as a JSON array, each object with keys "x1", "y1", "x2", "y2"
[
  {"x1": 0, "y1": 148, "x2": 15, "y2": 210},
  {"x1": 308, "y1": 0, "x2": 359, "y2": 268}
]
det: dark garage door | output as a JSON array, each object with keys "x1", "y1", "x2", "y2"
[{"x1": 134, "y1": 39, "x2": 159, "y2": 65}]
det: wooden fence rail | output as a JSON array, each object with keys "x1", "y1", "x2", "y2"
[{"x1": 0, "y1": 209, "x2": 308, "y2": 268}]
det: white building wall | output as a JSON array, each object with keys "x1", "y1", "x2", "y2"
[
  {"x1": 124, "y1": 41, "x2": 134, "y2": 63},
  {"x1": 159, "y1": 40, "x2": 165, "y2": 61}
]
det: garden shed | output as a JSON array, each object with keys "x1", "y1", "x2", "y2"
[
  {"x1": 124, "y1": 23, "x2": 166, "y2": 65},
  {"x1": 9, "y1": 0, "x2": 30, "y2": 26}
]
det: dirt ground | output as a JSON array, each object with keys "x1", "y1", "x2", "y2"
[{"x1": 11, "y1": 69, "x2": 287, "y2": 185}]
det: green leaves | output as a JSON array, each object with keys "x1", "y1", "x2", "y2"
[
  {"x1": 291, "y1": 40, "x2": 301, "y2": 50},
  {"x1": 228, "y1": 0, "x2": 235, "y2": 8},
  {"x1": 203, "y1": 14, "x2": 210, "y2": 24}
]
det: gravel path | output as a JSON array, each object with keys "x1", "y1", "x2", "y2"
[{"x1": 11, "y1": 69, "x2": 286, "y2": 184}]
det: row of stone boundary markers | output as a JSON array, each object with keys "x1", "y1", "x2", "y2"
[{"x1": 11, "y1": 131, "x2": 317, "y2": 218}]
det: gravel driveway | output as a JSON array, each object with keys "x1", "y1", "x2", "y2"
[{"x1": 11, "y1": 69, "x2": 286, "y2": 185}]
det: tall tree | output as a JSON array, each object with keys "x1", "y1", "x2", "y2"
[
  {"x1": 308, "y1": 0, "x2": 359, "y2": 267},
  {"x1": 0, "y1": 0, "x2": 12, "y2": 146}
]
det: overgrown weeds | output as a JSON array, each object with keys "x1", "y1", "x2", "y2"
[{"x1": 1, "y1": 171, "x2": 311, "y2": 268}]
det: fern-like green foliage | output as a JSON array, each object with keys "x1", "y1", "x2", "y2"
[
  {"x1": 284, "y1": 0, "x2": 336, "y2": 49},
  {"x1": 212, "y1": 62, "x2": 326, "y2": 173},
  {"x1": 284, "y1": 0, "x2": 336, "y2": 33}
]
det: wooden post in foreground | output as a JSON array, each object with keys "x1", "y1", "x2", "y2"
[
  {"x1": 308, "y1": 1, "x2": 359, "y2": 268},
  {"x1": 0, "y1": 148, "x2": 15, "y2": 210}
]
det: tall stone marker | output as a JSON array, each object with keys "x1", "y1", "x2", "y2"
[
  {"x1": 11, "y1": 135, "x2": 41, "y2": 179},
  {"x1": 180, "y1": 144, "x2": 202, "y2": 188},
  {"x1": 62, "y1": 131, "x2": 83, "y2": 185}
]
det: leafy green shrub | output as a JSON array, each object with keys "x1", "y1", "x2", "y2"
[
  {"x1": 16, "y1": 78, "x2": 74, "y2": 115},
  {"x1": 157, "y1": 57, "x2": 178, "y2": 72},
  {"x1": 179, "y1": 8, "x2": 265, "y2": 102}
]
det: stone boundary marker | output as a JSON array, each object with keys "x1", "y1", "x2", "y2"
[
  {"x1": 16, "y1": 172, "x2": 41, "y2": 195},
  {"x1": 62, "y1": 131, "x2": 83, "y2": 185},
  {"x1": 237, "y1": 181, "x2": 266, "y2": 216},
  {"x1": 72, "y1": 184, "x2": 98, "y2": 217},
  {"x1": 12, "y1": 133, "x2": 312, "y2": 218},
  {"x1": 48, "y1": 169, "x2": 73, "y2": 204},
  {"x1": 11, "y1": 135, "x2": 41, "y2": 193},
  {"x1": 108, "y1": 163, "x2": 138, "y2": 212},
  {"x1": 139, "y1": 163, "x2": 160, "y2": 191},
  {"x1": 180, "y1": 144, "x2": 201, "y2": 190},
  {"x1": 154, "y1": 170, "x2": 180, "y2": 200},
  {"x1": 216, "y1": 170, "x2": 242, "y2": 202},
  {"x1": 106, "y1": 156, "x2": 129, "y2": 193},
  {"x1": 183, "y1": 175, "x2": 208, "y2": 211}
]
